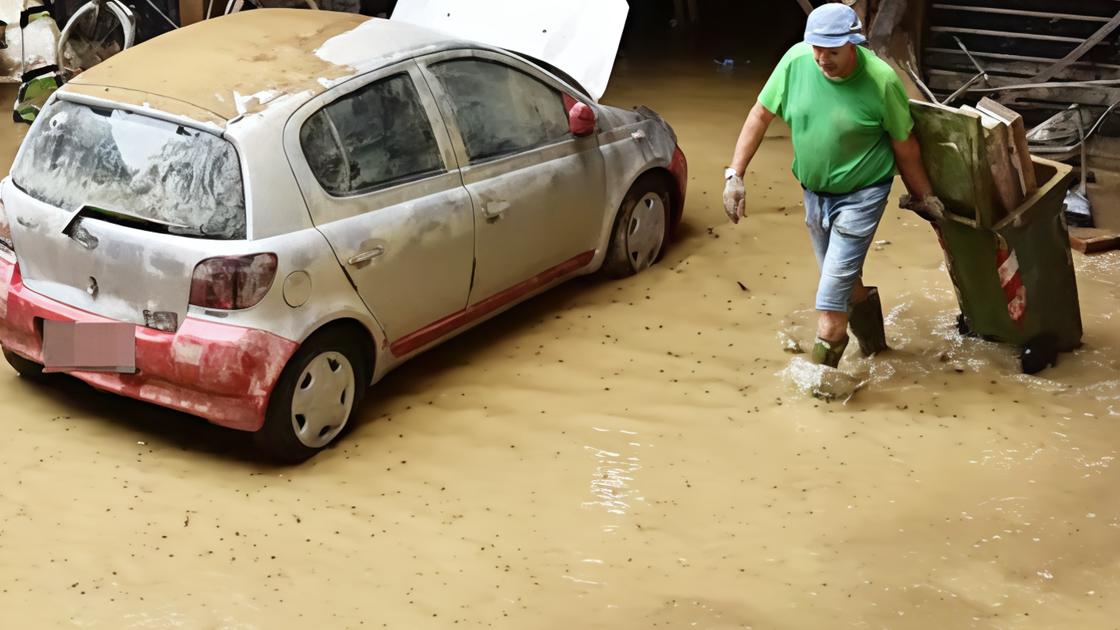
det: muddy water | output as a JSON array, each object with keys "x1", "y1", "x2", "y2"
[{"x1": 2, "y1": 57, "x2": 1120, "y2": 629}]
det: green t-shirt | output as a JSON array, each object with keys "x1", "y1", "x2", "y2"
[{"x1": 758, "y1": 42, "x2": 914, "y2": 194}]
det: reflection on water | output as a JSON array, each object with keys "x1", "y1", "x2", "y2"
[{"x1": 583, "y1": 426, "x2": 645, "y2": 520}]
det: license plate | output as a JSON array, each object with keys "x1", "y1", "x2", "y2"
[{"x1": 42, "y1": 320, "x2": 137, "y2": 374}]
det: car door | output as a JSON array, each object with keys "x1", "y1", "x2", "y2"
[
  {"x1": 284, "y1": 61, "x2": 475, "y2": 354},
  {"x1": 418, "y1": 50, "x2": 608, "y2": 305}
]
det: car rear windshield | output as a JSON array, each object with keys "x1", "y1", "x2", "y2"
[{"x1": 11, "y1": 100, "x2": 246, "y2": 239}]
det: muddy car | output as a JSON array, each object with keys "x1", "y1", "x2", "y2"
[{"x1": 0, "y1": 9, "x2": 686, "y2": 461}]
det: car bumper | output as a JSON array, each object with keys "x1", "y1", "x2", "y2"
[{"x1": 0, "y1": 256, "x2": 298, "y2": 431}]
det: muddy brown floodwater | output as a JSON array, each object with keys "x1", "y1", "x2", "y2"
[{"x1": 2, "y1": 55, "x2": 1120, "y2": 630}]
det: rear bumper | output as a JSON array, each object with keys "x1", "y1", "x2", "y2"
[{"x1": 0, "y1": 256, "x2": 297, "y2": 431}]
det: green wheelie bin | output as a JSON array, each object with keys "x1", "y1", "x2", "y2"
[{"x1": 911, "y1": 101, "x2": 1083, "y2": 374}]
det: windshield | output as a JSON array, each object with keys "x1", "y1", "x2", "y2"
[{"x1": 11, "y1": 100, "x2": 246, "y2": 239}]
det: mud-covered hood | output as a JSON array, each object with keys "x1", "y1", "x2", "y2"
[{"x1": 391, "y1": 0, "x2": 628, "y2": 101}]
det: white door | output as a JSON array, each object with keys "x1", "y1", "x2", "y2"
[
  {"x1": 285, "y1": 62, "x2": 474, "y2": 357},
  {"x1": 419, "y1": 52, "x2": 608, "y2": 305}
]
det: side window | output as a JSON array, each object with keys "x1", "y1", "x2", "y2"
[
  {"x1": 429, "y1": 59, "x2": 570, "y2": 162},
  {"x1": 300, "y1": 74, "x2": 444, "y2": 195}
]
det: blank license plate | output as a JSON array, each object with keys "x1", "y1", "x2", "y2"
[{"x1": 42, "y1": 320, "x2": 136, "y2": 374}]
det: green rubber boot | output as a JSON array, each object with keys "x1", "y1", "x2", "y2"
[
  {"x1": 810, "y1": 335, "x2": 849, "y2": 368},
  {"x1": 848, "y1": 286, "x2": 889, "y2": 356}
]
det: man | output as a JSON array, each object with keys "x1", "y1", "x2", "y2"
[{"x1": 723, "y1": 3, "x2": 944, "y2": 368}]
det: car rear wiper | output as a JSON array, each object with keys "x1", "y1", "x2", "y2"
[{"x1": 62, "y1": 203, "x2": 198, "y2": 237}]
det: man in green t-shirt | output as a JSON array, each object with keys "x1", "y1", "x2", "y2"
[{"x1": 722, "y1": 3, "x2": 944, "y2": 369}]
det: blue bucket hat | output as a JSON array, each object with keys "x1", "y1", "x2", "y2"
[{"x1": 805, "y1": 3, "x2": 867, "y2": 48}]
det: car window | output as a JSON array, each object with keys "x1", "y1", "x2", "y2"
[
  {"x1": 300, "y1": 74, "x2": 444, "y2": 196},
  {"x1": 11, "y1": 101, "x2": 246, "y2": 239},
  {"x1": 429, "y1": 59, "x2": 570, "y2": 162}
]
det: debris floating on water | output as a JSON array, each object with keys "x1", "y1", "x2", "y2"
[
  {"x1": 778, "y1": 330, "x2": 804, "y2": 354},
  {"x1": 781, "y1": 356, "x2": 866, "y2": 402}
]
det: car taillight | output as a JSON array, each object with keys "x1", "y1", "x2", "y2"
[{"x1": 189, "y1": 253, "x2": 278, "y2": 310}]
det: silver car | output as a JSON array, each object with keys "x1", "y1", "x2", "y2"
[{"x1": 0, "y1": 10, "x2": 687, "y2": 461}]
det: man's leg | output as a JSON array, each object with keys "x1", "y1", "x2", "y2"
[
  {"x1": 803, "y1": 190, "x2": 849, "y2": 366},
  {"x1": 848, "y1": 283, "x2": 889, "y2": 355},
  {"x1": 811, "y1": 184, "x2": 891, "y2": 366}
]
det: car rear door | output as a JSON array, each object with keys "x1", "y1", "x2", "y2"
[
  {"x1": 417, "y1": 50, "x2": 608, "y2": 305},
  {"x1": 284, "y1": 60, "x2": 475, "y2": 356}
]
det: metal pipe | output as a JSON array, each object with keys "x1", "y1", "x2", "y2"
[
  {"x1": 953, "y1": 36, "x2": 988, "y2": 81},
  {"x1": 942, "y1": 72, "x2": 984, "y2": 105},
  {"x1": 905, "y1": 62, "x2": 938, "y2": 103}
]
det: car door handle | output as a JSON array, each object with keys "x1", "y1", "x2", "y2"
[
  {"x1": 483, "y1": 200, "x2": 510, "y2": 221},
  {"x1": 347, "y1": 246, "x2": 385, "y2": 266}
]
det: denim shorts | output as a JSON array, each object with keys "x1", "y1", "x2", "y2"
[{"x1": 803, "y1": 180, "x2": 893, "y2": 312}]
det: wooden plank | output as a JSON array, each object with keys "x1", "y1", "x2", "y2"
[
  {"x1": 976, "y1": 97, "x2": 1038, "y2": 195},
  {"x1": 925, "y1": 52, "x2": 1120, "y2": 82},
  {"x1": 931, "y1": 4, "x2": 1113, "y2": 23},
  {"x1": 870, "y1": 0, "x2": 909, "y2": 47},
  {"x1": 909, "y1": 100, "x2": 998, "y2": 225},
  {"x1": 929, "y1": 26, "x2": 1085, "y2": 43},
  {"x1": 926, "y1": 47, "x2": 1120, "y2": 71},
  {"x1": 922, "y1": 46, "x2": 1120, "y2": 71},
  {"x1": 179, "y1": 0, "x2": 205, "y2": 25},
  {"x1": 925, "y1": 71, "x2": 1120, "y2": 107},
  {"x1": 1030, "y1": 10, "x2": 1120, "y2": 83},
  {"x1": 1069, "y1": 227, "x2": 1120, "y2": 253},
  {"x1": 961, "y1": 105, "x2": 1024, "y2": 214}
]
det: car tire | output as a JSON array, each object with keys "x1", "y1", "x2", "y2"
[
  {"x1": 4, "y1": 348, "x2": 47, "y2": 380},
  {"x1": 254, "y1": 327, "x2": 369, "y2": 464},
  {"x1": 602, "y1": 174, "x2": 672, "y2": 279}
]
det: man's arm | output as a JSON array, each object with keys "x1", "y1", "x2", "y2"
[
  {"x1": 890, "y1": 133, "x2": 946, "y2": 220},
  {"x1": 730, "y1": 102, "x2": 777, "y2": 176},
  {"x1": 890, "y1": 133, "x2": 933, "y2": 199},
  {"x1": 723, "y1": 102, "x2": 776, "y2": 223}
]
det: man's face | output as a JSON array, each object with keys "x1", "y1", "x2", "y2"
[{"x1": 812, "y1": 44, "x2": 856, "y2": 79}]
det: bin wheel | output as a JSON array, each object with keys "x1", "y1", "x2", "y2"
[
  {"x1": 1020, "y1": 335, "x2": 1058, "y2": 375},
  {"x1": 956, "y1": 313, "x2": 976, "y2": 338}
]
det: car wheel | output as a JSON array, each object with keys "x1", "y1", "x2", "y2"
[
  {"x1": 602, "y1": 174, "x2": 671, "y2": 279},
  {"x1": 255, "y1": 327, "x2": 368, "y2": 464},
  {"x1": 3, "y1": 348, "x2": 46, "y2": 380}
]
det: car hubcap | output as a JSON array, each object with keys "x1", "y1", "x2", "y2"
[
  {"x1": 627, "y1": 192, "x2": 666, "y2": 271},
  {"x1": 290, "y1": 351, "x2": 356, "y2": 449}
]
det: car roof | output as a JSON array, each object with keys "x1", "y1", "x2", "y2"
[{"x1": 64, "y1": 9, "x2": 467, "y2": 122}]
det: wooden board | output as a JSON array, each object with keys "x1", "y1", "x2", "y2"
[
  {"x1": 976, "y1": 97, "x2": 1039, "y2": 195},
  {"x1": 909, "y1": 100, "x2": 998, "y2": 226},
  {"x1": 961, "y1": 105, "x2": 1024, "y2": 216},
  {"x1": 1069, "y1": 227, "x2": 1120, "y2": 254},
  {"x1": 179, "y1": 0, "x2": 206, "y2": 25}
]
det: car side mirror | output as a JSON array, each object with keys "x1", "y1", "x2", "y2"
[{"x1": 568, "y1": 101, "x2": 596, "y2": 137}]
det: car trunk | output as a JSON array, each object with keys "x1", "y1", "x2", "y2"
[
  {"x1": 391, "y1": 0, "x2": 629, "y2": 100},
  {"x1": 3, "y1": 98, "x2": 247, "y2": 329}
]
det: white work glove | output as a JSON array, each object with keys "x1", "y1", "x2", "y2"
[
  {"x1": 900, "y1": 194, "x2": 946, "y2": 222},
  {"x1": 723, "y1": 168, "x2": 746, "y2": 224}
]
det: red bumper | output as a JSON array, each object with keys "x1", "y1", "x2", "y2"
[{"x1": 0, "y1": 257, "x2": 298, "y2": 431}]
